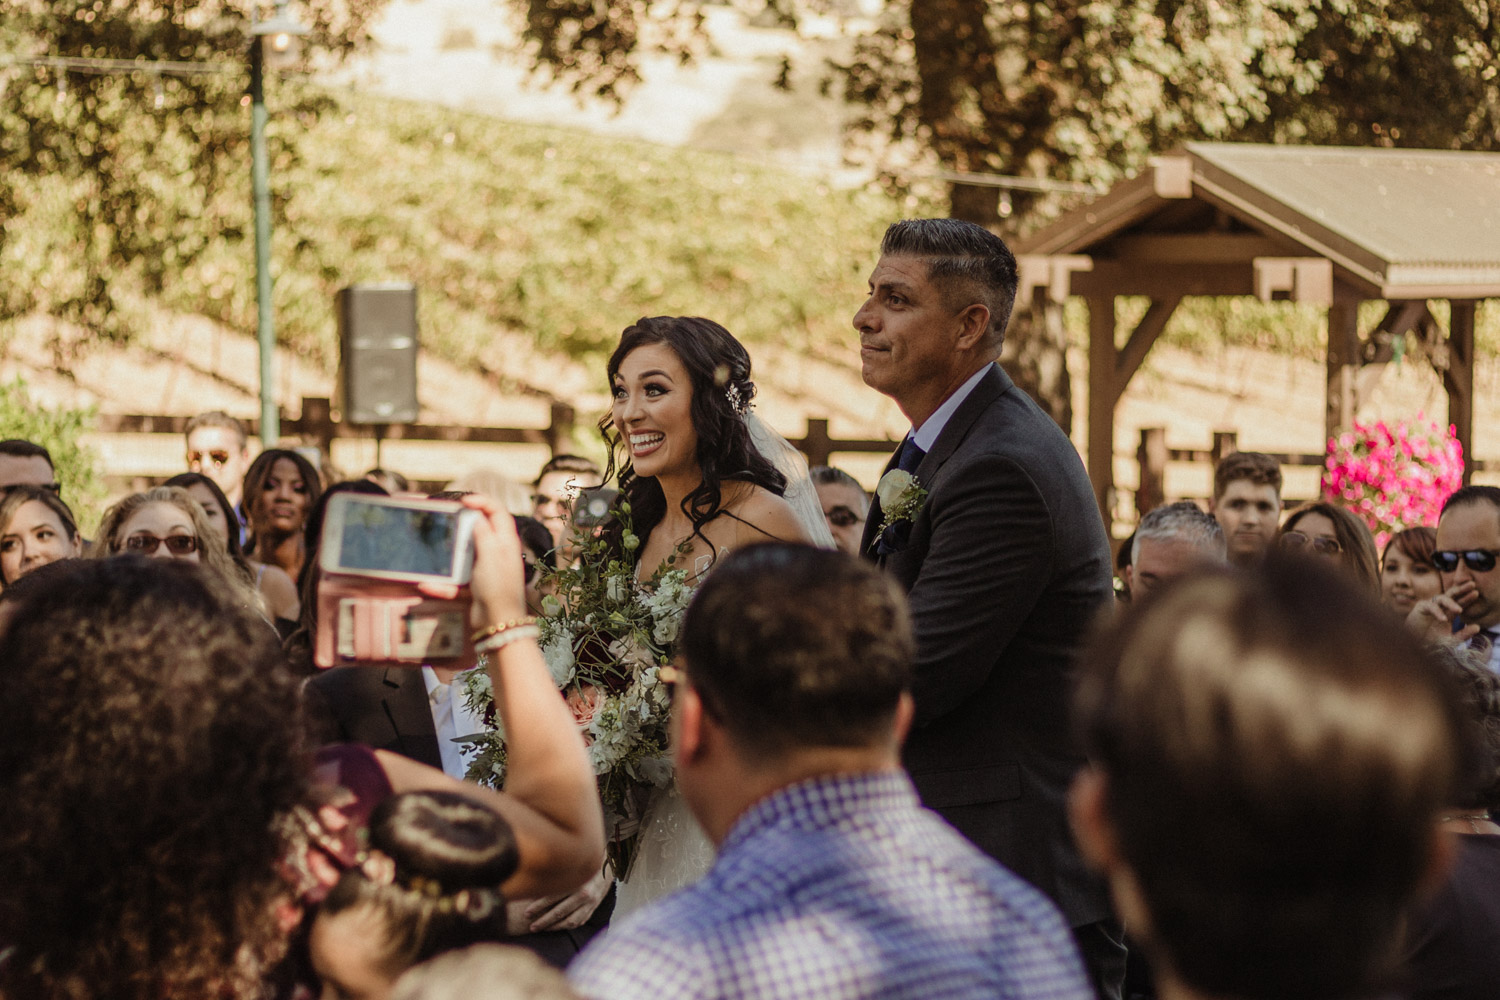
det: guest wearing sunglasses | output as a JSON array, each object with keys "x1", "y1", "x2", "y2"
[
  {"x1": 184, "y1": 412, "x2": 253, "y2": 516},
  {"x1": 1277, "y1": 501, "x2": 1380, "y2": 595},
  {"x1": 811, "y1": 465, "x2": 870, "y2": 557},
  {"x1": 1409, "y1": 486, "x2": 1500, "y2": 665},
  {"x1": 89, "y1": 486, "x2": 263, "y2": 612}
]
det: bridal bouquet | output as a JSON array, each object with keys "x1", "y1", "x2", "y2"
[
  {"x1": 459, "y1": 503, "x2": 693, "y2": 876},
  {"x1": 1322, "y1": 415, "x2": 1464, "y2": 549}
]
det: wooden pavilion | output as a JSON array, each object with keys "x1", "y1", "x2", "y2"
[{"x1": 1012, "y1": 143, "x2": 1500, "y2": 521}]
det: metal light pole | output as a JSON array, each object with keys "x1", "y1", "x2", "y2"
[{"x1": 249, "y1": 1, "x2": 307, "y2": 446}]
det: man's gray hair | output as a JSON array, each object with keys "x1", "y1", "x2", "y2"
[
  {"x1": 391, "y1": 945, "x2": 580, "y2": 1000},
  {"x1": 1132, "y1": 501, "x2": 1227, "y2": 564},
  {"x1": 880, "y1": 218, "x2": 1018, "y2": 352}
]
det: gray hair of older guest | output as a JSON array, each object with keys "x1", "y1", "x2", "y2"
[{"x1": 1132, "y1": 500, "x2": 1226, "y2": 564}]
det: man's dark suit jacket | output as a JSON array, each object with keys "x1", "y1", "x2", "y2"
[
  {"x1": 861, "y1": 363, "x2": 1114, "y2": 929},
  {"x1": 303, "y1": 666, "x2": 444, "y2": 769}
]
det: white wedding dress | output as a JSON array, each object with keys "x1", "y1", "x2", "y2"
[{"x1": 612, "y1": 414, "x2": 835, "y2": 919}]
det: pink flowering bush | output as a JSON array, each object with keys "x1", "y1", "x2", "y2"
[{"x1": 1322, "y1": 416, "x2": 1464, "y2": 550}]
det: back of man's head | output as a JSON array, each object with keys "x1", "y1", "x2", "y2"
[
  {"x1": 1212, "y1": 451, "x2": 1282, "y2": 501},
  {"x1": 680, "y1": 544, "x2": 913, "y2": 758},
  {"x1": 879, "y1": 218, "x2": 1018, "y2": 353},
  {"x1": 1074, "y1": 557, "x2": 1466, "y2": 1000}
]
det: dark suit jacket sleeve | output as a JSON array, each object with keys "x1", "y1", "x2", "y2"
[
  {"x1": 301, "y1": 675, "x2": 351, "y2": 746},
  {"x1": 906, "y1": 451, "x2": 1054, "y2": 727}
]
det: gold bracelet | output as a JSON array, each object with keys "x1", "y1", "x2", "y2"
[{"x1": 471, "y1": 617, "x2": 537, "y2": 646}]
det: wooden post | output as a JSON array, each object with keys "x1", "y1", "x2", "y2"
[
  {"x1": 300, "y1": 397, "x2": 336, "y2": 457},
  {"x1": 1211, "y1": 431, "x2": 1239, "y2": 465},
  {"x1": 1136, "y1": 427, "x2": 1166, "y2": 517},
  {"x1": 1325, "y1": 293, "x2": 1361, "y2": 443},
  {"x1": 1087, "y1": 296, "x2": 1118, "y2": 524},
  {"x1": 802, "y1": 418, "x2": 833, "y2": 469},
  {"x1": 547, "y1": 402, "x2": 576, "y2": 457},
  {"x1": 1448, "y1": 301, "x2": 1477, "y2": 485}
]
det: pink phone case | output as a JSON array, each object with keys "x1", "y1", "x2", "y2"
[{"x1": 314, "y1": 572, "x2": 472, "y2": 669}]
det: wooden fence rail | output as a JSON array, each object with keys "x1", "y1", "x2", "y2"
[
  {"x1": 93, "y1": 398, "x2": 902, "y2": 491},
  {"x1": 1134, "y1": 426, "x2": 1493, "y2": 515}
]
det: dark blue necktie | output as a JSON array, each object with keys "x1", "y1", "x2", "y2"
[{"x1": 896, "y1": 437, "x2": 926, "y2": 474}]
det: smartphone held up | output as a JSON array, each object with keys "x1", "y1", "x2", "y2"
[{"x1": 314, "y1": 493, "x2": 481, "y2": 668}]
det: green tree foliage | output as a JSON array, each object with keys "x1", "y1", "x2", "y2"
[
  {"x1": 0, "y1": 0, "x2": 385, "y2": 344},
  {"x1": 0, "y1": 379, "x2": 105, "y2": 527}
]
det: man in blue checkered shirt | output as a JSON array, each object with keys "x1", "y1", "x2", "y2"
[{"x1": 568, "y1": 545, "x2": 1092, "y2": 1000}]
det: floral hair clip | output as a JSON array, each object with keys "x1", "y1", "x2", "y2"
[
  {"x1": 724, "y1": 382, "x2": 751, "y2": 416},
  {"x1": 359, "y1": 849, "x2": 397, "y2": 887}
]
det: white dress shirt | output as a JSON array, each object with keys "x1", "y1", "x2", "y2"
[
  {"x1": 909, "y1": 364, "x2": 994, "y2": 453},
  {"x1": 422, "y1": 665, "x2": 485, "y2": 781}
]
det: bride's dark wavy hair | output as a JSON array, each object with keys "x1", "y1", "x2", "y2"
[{"x1": 599, "y1": 317, "x2": 786, "y2": 562}]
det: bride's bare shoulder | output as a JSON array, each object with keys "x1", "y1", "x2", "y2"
[{"x1": 722, "y1": 482, "x2": 814, "y2": 545}]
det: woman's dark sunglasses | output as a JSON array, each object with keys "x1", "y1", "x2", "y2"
[
  {"x1": 1432, "y1": 549, "x2": 1500, "y2": 573},
  {"x1": 1279, "y1": 531, "x2": 1342, "y2": 556},
  {"x1": 123, "y1": 533, "x2": 198, "y2": 556}
]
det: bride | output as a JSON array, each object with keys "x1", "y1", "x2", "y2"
[{"x1": 602, "y1": 315, "x2": 832, "y2": 915}]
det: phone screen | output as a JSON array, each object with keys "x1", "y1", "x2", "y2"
[{"x1": 338, "y1": 501, "x2": 459, "y2": 577}]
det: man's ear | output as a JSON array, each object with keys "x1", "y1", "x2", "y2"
[
  {"x1": 673, "y1": 686, "x2": 708, "y2": 767},
  {"x1": 1122, "y1": 564, "x2": 1134, "y2": 596},
  {"x1": 953, "y1": 303, "x2": 992, "y2": 352},
  {"x1": 891, "y1": 691, "x2": 915, "y2": 749},
  {"x1": 1417, "y1": 825, "x2": 1458, "y2": 900},
  {"x1": 1068, "y1": 767, "x2": 1120, "y2": 874}
]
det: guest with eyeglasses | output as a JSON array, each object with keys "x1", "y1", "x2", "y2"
[
  {"x1": 165, "y1": 472, "x2": 301, "y2": 627},
  {"x1": 1408, "y1": 486, "x2": 1500, "y2": 665},
  {"x1": 1277, "y1": 501, "x2": 1380, "y2": 595},
  {"x1": 811, "y1": 465, "x2": 870, "y2": 557},
  {"x1": 1381, "y1": 526, "x2": 1442, "y2": 617},
  {"x1": 0, "y1": 485, "x2": 82, "y2": 585},
  {"x1": 89, "y1": 486, "x2": 264, "y2": 613},
  {"x1": 0, "y1": 439, "x2": 62, "y2": 497},
  {"x1": 184, "y1": 411, "x2": 253, "y2": 519}
]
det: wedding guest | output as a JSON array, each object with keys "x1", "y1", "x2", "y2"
[
  {"x1": 852, "y1": 218, "x2": 1120, "y2": 994},
  {"x1": 812, "y1": 465, "x2": 870, "y2": 556},
  {"x1": 309, "y1": 791, "x2": 516, "y2": 1000},
  {"x1": 0, "y1": 498, "x2": 604, "y2": 1000},
  {"x1": 1070, "y1": 557, "x2": 1465, "y2": 1000},
  {"x1": 1123, "y1": 501, "x2": 1225, "y2": 601},
  {"x1": 166, "y1": 471, "x2": 300, "y2": 624},
  {"x1": 0, "y1": 484, "x2": 81, "y2": 585},
  {"x1": 90, "y1": 486, "x2": 262, "y2": 612},
  {"x1": 392, "y1": 945, "x2": 582, "y2": 1000},
  {"x1": 0, "y1": 438, "x2": 60, "y2": 495},
  {"x1": 368, "y1": 467, "x2": 412, "y2": 493},
  {"x1": 1208, "y1": 452, "x2": 1282, "y2": 567},
  {"x1": 1278, "y1": 501, "x2": 1380, "y2": 595},
  {"x1": 532, "y1": 455, "x2": 605, "y2": 559},
  {"x1": 185, "y1": 411, "x2": 254, "y2": 516},
  {"x1": 244, "y1": 447, "x2": 323, "y2": 585},
  {"x1": 1402, "y1": 645, "x2": 1500, "y2": 1000},
  {"x1": 1381, "y1": 526, "x2": 1441, "y2": 617},
  {"x1": 1407, "y1": 486, "x2": 1500, "y2": 668},
  {"x1": 569, "y1": 544, "x2": 1092, "y2": 1000}
]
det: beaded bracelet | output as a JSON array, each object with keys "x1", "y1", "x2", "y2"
[
  {"x1": 475, "y1": 624, "x2": 540, "y2": 655},
  {"x1": 471, "y1": 617, "x2": 537, "y2": 646}
]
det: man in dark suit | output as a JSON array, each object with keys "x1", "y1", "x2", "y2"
[{"x1": 855, "y1": 218, "x2": 1122, "y2": 999}]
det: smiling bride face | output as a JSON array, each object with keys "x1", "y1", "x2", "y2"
[{"x1": 611, "y1": 342, "x2": 700, "y2": 482}]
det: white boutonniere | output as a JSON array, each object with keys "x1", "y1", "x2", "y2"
[{"x1": 876, "y1": 469, "x2": 928, "y2": 533}]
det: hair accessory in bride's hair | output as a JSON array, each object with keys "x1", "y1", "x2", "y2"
[{"x1": 725, "y1": 382, "x2": 751, "y2": 416}]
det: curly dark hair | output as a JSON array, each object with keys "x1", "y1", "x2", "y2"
[
  {"x1": 598, "y1": 316, "x2": 786, "y2": 563},
  {"x1": 319, "y1": 791, "x2": 518, "y2": 977},
  {"x1": 0, "y1": 557, "x2": 311, "y2": 1000}
]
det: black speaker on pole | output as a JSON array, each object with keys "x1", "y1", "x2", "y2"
[{"x1": 337, "y1": 283, "x2": 419, "y2": 424}]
